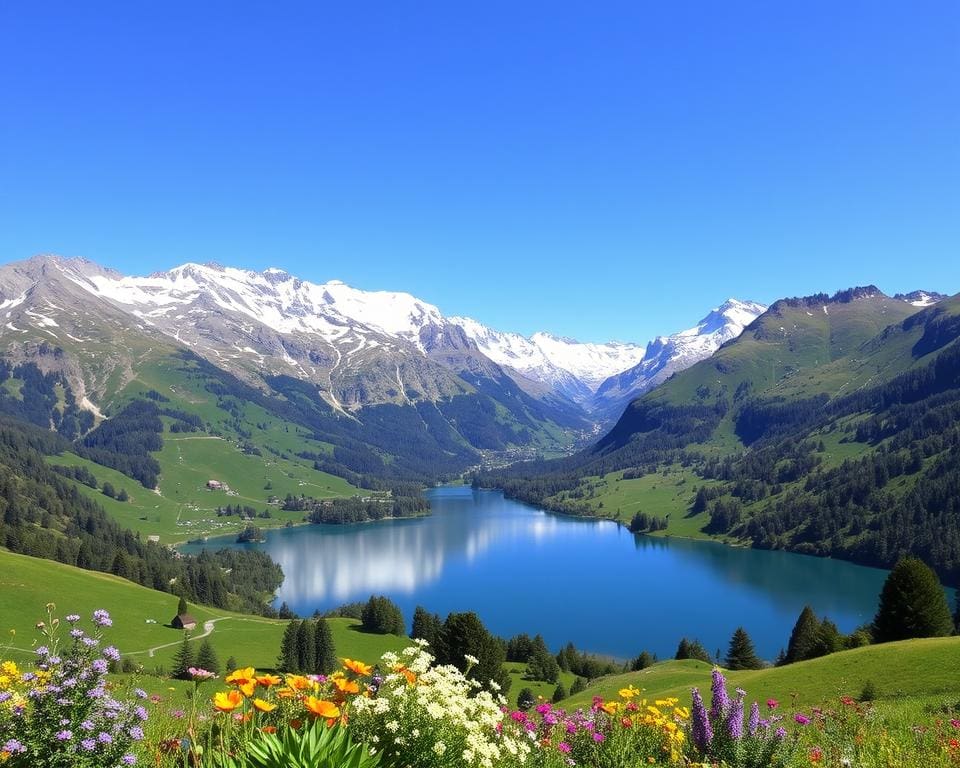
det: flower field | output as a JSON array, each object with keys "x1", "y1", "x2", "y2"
[{"x1": 4, "y1": 608, "x2": 960, "y2": 767}]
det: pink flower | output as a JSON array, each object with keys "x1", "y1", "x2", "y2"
[
  {"x1": 558, "y1": 742, "x2": 571, "y2": 753},
  {"x1": 767, "y1": 699, "x2": 779, "y2": 710},
  {"x1": 795, "y1": 713, "x2": 811, "y2": 725}
]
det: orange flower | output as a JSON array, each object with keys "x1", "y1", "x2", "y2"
[
  {"x1": 213, "y1": 690, "x2": 244, "y2": 712},
  {"x1": 226, "y1": 667, "x2": 257, "y2": 686},
  {"x1": 286, "y1": 674, "x2": 314, "y2": 691},
  {"x1": 276, "y1": 687, "x2": 296, "y2": 699},
  {"x1": 238, "y1": 681, "x2": 257, "y2": 698},
  {"x1": 342, "y1": 658, "x2": 373, "y2": 676},
  {"x1": 332, "y1": 677, "x2": 360, "y2": 695},
  {"x1": 304, "y1": 696, "x2": 341, "y2": 720},
  {"x1": 393, "y1": 664, "x2": 417, "y2": 685},
  {"x1": 253, "y1": 698, "x2": 277, "y2": 713},
  {"x1": 289, "y1": 719, "x2": 303, "y2": 730},
  {"x1": 601, "y1": 701, "x2": 619, "y2": 715},
  {"x1": 256, "y1": 674, "x2": 282, "y2": 688},
  {"x1": 261, "y1": 726, "x2": 277, "y2": 734}
]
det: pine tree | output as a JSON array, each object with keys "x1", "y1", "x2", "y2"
[
  {"x1": 873, "y1": 557, "x2": 954, "y2": 642},
  {"x1": 784, "y1": 605, "x2": 821, "y2": 664},
  {"x1": 277, "y1": 620, "x2": 299, "y2": 672},
  {"x1": 177, "y1": 595, "x2": 188, "y2": 617},
  {"x1": 313, "y1": 618, "x2": 336, "y2": 674},
  {"x1": 675, "y1": 638, "x2": 691, "y2": 660},
  {"x1": 437, "y1": 611, "x2": 510, "y2": 694},
  {"x1": 225, "y1": 656, "x2": 238, "y2": 673},
  {"x1": 569, "y1": 677, "x2": 587, "y2": 696},
  {"x1": 517, "y1": 687, "x2": 535, "y2": 710},
  {"x1": 725, "y1": 627, "x2": 764, "y2": 670},
  {"x1": 195, "y1": 639, "x2": 220, "y2": 675},
  {"x1": 630, "y1": 651, "x2": 654, "y2": 671},
  {"x1": 551, "y1": 683, "x2": 567, "y2": 703},
  {"x1": 411, "y1": 606, "x2": 443, "y2": 648},
  {"x1": 171, "y1": 633, "x2": 195, "y2": 680},
  {"x1": 296, "y1": 620, "x2": 316, "y2": 673}
]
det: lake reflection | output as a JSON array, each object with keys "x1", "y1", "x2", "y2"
[{"x1": 184, "y1": 486, "x2": 909, "y2": 660}]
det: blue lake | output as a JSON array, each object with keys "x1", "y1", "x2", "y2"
[{"x1": 184, "y1": 486, "x2": 910, "y2": 661}]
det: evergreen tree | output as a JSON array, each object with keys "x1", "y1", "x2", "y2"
[
  {"x1": 525, "y1": 635, "x2": 560, "y2": 683},
  {"x1": 873, "y1": 557, "x2": 953, "y2": 642},
  {"x1": 195, "y1": 639, "x2": 220, "y2": 675},
  {"x1": 630, "y1": 650, "x2": 654, "y2": 671},
  {"x1": 784, "y1": 605, "x2": 821, "y2": 664},
  {"x1": 551, "y1": 682, "x2": 567, "y2": 703},
  {"x1": 361, "y1": 595, "x2": 405, "y2": 635},
  {"x1": 313, "y1": 618, "x2": 336, "y2": 674},
  {"x1": 436, "y1": 611, "x2": 510, "y2": 694},
  {"x1": 171, "y1": 633, "x2": 195, "y2": 680},
  {"x1": 296, "y1": 620, "x2": 316, "y2": 672},
  {"x1": 225, "y1": 656, "x2": 238, "y2": 673},
  {"x1": 177, "y1": 595, "x2": 188, "y2": 616},
  {"x1": 277, "y1": 620, "x2": 299, "y2": 672},
  {"x1": 569, "y1": 676, "x2": 587, "y2": 696},
  {"x1": 517, "y1": 687, "x2": 536, "y2": 711},
  {"x1": 411, "y1": 606, "x2": 443, "y2": 648},
  {"x1": 724, "y1": 627, "x2": 764, "y2": 670},
  {"x1": 675, "y1": 638, "x2": 691, "y2": 660}
]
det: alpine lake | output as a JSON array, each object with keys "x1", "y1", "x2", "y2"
[{"x1": 181, "y1": 486, "x2": 937, "y2": 661}]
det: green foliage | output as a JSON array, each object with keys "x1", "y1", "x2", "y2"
[
  {"x1": 436, "y1": 611, "x2": 510, "y2": 694},
  {"x1": 177, "y1": 595, "x2": 188, "y2": 616},
  {"x1": 675, "y1": 637, "x2": 713, "y2": 664},
  {"x1": 725, "y1": 627, "x2": 764, "y2": 670},
  {"x1": 860, "y1": 678, "x2": 879, "y2": 701},
  {"x1": 171, "y1": 632, "x2": 195, "y2": 680},
  {"x1": 277, "y1": 620, "x2": 299, "y2": 672},
  {"x1": 196, "y1": 638, "x2": 220, "y2": 675},
  {"x1": 524, "y1": 634, "x2": 560, "y2": 683},
  {"x1": 551, "y1": 682, "x2": 567, "y2": 703},
  {"x1": 631, "y1": 650, "x2": 654, "y2": 670},
  {"x1": 873, "y1": 556, "x2": 954, "y2": 642},
  {"x1": 517, "y1": 687, "x2": 536, "y2": 710},
  {"x1": 209, "y1": 722, "x2": 381, "y2": 768},
  {"x1": 314, "y1": 617, "x2": 337, "y2": 674},
  {"x1": 411, "y1": 606, "x2": 443, "y2": 648},
  {"x1": 360, "y1": 595, "x2": 405, "y2": 635}
]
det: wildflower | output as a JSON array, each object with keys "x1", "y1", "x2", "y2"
[
  {"x1": 343, "y1": 658, "x2": 373, "y2": 676},
  {"x1": 767, "y1": 698, "x2": 779, "y2": 709},
  {"x1": 303, "y1": 696, "x2": 340, "y2": 720},
  {"x1": 92, "y1": 609, "x2": 112, "y2": 627},
  {"x1": 728, "y1": 694, "x2": 744, "y2": 740},
  {"x1": 748, "y1": 701, "x2": 760, "y2": 736},
  {"x1": 795, "y1": 713, "x2": 811, "y2": 725},
  {"x1": 256, "y1": 674, "x2": 282, "y2": 687},
  {"x1": 188, "y1": 667, "x2": 217, "y2": 682},
  {"x1": 710, "y1": 668, "x2": 730, "y2": 718},
  {"x1": 102, "y1": 646, "x2": 121, "y2": 661},
  {"x1": 776, "y1": 726, "x2": 787, "y2": 739},
  {"x1": 810, "y1": 746, "x2": 823, "y2": 763},
  {"x1": 55, "y1": 729, "x2": 72, "y2": 740},
  {"x1": 619, "y1": 685, "x2": 641, "y2": 699},
  {"x1": 225, "y1": 667, "x2": 257, "y2": 686},
  {"x1": 2, "y1": 738, "x2": 26, "y2": 754},
  {"x1": 213, "y1": 690, "x2": 244, "y2": 712},
  {"x1": 252, "y1": 698, "x2": 276, "y2": 713},
  {"x1": 121, "y1": 756, "x2": 136, "y2": 765},
  {"x1": 333, "y1": 677, "x2": 360, "y2": 695},
  {"x1": 691, "y1": 687, "x2": 713, "y2": 750}
]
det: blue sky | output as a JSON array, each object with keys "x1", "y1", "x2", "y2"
[{"x1": 1, "y1": 2, "x2": 957, "y2": 342}]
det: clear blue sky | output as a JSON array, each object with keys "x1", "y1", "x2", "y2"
[{"x1": 1, "y1": 2, "x2": 957, "y2": 342}]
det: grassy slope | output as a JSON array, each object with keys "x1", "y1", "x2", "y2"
[
  {"x1": 0, "y1": 549, "x2": 408, "y2": 672},
  {"x1": 565, "y1": 637, "x2": 960, "y2": 711}
]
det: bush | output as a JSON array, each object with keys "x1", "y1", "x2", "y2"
[{"x1": 360, "y1": 595, "x2": 405, "y2": 635}]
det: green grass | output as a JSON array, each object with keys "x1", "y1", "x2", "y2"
[
  {"x1": 0, "y1": 549, "x2": 408, "y2": 673},
  {"x1": 565, "y1": 636, "x2": 960, "y2": 712}
]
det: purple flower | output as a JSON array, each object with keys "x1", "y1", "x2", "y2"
[
  {"x1": 97, "y1": 732, "x2": 113, "y2": 745},
  {"x1": 121, "y1": 756, "x2": 136, "y2": 766},
  {"x1": 2, "y1": 739, "x2": 26, "y2": 754},
  {"x1": 103, "y1": 646, "x2": 121, "y2": 661},
  {"x1": 35, "y1": 645, "x2": 50, "y2": 657},
  {"x1": 134, "y1": 705, "x2": 148, "y2": 721},
  {"x1": 56, "y1": 730, "x2": 73, "y2": 741},
  {"x1": 728, "y1": 694, "x2": 745, "y2": 740},
  {"x1": 133, "y1": 688, "x2": 147, "y2": 699},
  {"x1": 795, "y1": 713, "x2": 811, "y2": 725},
  {"x1": 81, "y1": 738, "x2": 96, "y2": 751},
  {"x1": 748, "y1": 701, "x2": 760, "y2": 736},
  {"x1": 592, "y1": 732, "x2": 605, "y2": 742},
  {"x1": 691, "y1": 687, "x2": 713, "y2": 751},
  {"x1": 775, "y1": 726, "x2": 787, "y2": 739},
  {"x1": 128, "y1": 726, "x2": 145, "y2": 741},
  {"x1": 92, "y1": 609, "x2": 112, "y2": 627},
  {"x1": 710, "y1": 668, "x2": 730, "y2": 719},
  {"x1": 92, "y1": 659, "x2": 108, "y2": 674},
  {"x1": 0, "y1": 692, "x2": 10, "y2": 703},
  {"x1": 70, "y1": 629, "x2": 84, "y2": 639},
  {"x1": 66, "y1": 613, "x2": 81, "y2": 623},
  {"x1": 81, "y1": 720, "x2": 95, "y2": 731}
]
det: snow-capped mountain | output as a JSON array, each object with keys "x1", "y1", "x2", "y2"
[
  {"x1": 592, "y1": 299, "x2": 768, "y2": 418},
  {"x1": 448, "y1": 317, "x2": 644, "y2": 405},
  {"x1": 0, "y1": 255, "x2": 764, "y2": 429},
  {"x1": 894, "y1": 290, "x2": 947, "y2": 308}
]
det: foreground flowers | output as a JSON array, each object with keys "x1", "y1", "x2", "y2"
[{"x1": 0, "y1": 605, "x2": 146, "y2": 768}]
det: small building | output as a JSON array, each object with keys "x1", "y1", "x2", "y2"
[
  {"x1": 171, "y1": 613, "x2": 197, "y2": 631},
  {"x1": 206, "y1": 480, "x2": 224, "y2": 490}
]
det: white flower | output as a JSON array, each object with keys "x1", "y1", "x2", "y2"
[
  {"x1": 464, "y1": 654, "x2": 479, "y2": 665},
  {"x1": 433, "y1": 741, "x2": 447, "y2": 756}
]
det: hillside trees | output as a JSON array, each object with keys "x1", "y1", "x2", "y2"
[{"x1": 873, "y1": 557, "x2": 953, "y2": 642}]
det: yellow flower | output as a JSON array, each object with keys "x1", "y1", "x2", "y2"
[
  {"x1": 619, "y1": 685, "x2": 642, "y2": 699},
  {"x1": 342, "y1": 658, "x2": 373, "y2": 676},
  {"x1": 333, "y1": 677, "x2": 360, "y2": 695},
  {"x1": 238, "y1": 681, "x2": 257, "y2": 698},
  {"x1": 225, "y1": 667, "x2": 257, "y2": 686},
  {"x1": 252, "y1": 698, "x2": 277, "y2": 713},
  {"x1": 285, "y1": 674, "x2": 315, "y2": 692},
  {"x1": 256, "y1": 674, "x2": 282, "y2": 688},
  {"x1": 601, "y1": 701, "x2": 619, "y2": 715},
  {"x1": 213, "y1": 690, "x2": 244, "y2": 712}
]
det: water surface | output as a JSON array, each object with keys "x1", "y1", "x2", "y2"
[{"x1": 185, "y1": 486, "x2": 905, "y2": 660}]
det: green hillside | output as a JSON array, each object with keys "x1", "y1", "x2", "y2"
[
  {"x1": 566, "y1": 635, "x2": 960, "y2": 711},
  {"x1": 477, "y1": 289, "x2": 960, "y2": 583},
  {"x1": 0, "y1": 549, "x2": 408, "y2": 671}
]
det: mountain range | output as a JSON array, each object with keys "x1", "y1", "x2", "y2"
[{"x1": 0, "y1": 255, "x2": 767, "y2": 465}]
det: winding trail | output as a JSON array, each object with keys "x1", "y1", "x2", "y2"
[{"x1": 135, "y1": 618, "x2": 222, "y2": 658}]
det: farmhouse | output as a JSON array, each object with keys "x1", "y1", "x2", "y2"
[
  {"x1": 171, "y1": 613, "x2": 198, "y2": 631},
  {"x1": 206, "y1": 480, "x2": 224, "y2": 490}
]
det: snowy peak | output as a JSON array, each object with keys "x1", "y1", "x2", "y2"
[{"x1": 894, "y1": 290, "x2": 947, "y2": 308}]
